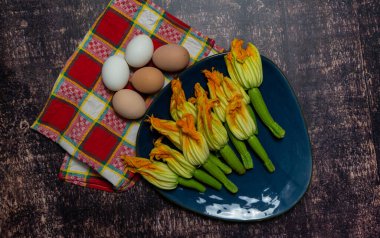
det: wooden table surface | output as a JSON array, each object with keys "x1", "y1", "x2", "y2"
[{"x1": 1, "y1": 0, "x2": 379, "y2": 237}]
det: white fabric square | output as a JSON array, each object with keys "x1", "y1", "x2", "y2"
[
  {"x1": 124, "y1": 122, "x2": 139, "y2": 145},
  {"x1": 102, "y1": 167, "x2": 123, "y2": 186},
  {"x1": 81, "y1": 94, "x2": 106, "y2": 120},
  {"x1": 59, "y1": 138, "x2": 76, "y2": 155},
  {"x1": 137, "y1": 8, "x2": 161, "y2": 32},
  {"x1": 68, "y1": 159, "x2": 90, "y2": 173},
  {"x1": 182, "y1": 35, "x2": 203, "y2": 58}
]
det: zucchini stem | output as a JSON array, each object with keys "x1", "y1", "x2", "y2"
[
  {"x1": 193, "y1": 169, "x2": 222, "y2": 190},
  {"x1": 202, "y1": 160, "x2": 238, "y2": 193},
  {"x1": 177, "y1": 177, "x2": 206, "y2": 192},
  {"x1": 208, "y1": 153, "x2": 232, "y2": 174},
  {"x1": 225, "y1": 124, "x2": 254, "y2": 169},
  {"x1": 247, "y1": 135, "x2": 275, "y2": 172},
  {"x1": 248, "y1": 87, "x2": 285, "y2": 139},
  {"x1": 247, "y1": 105, "x2": 258, "y2": 135},
  {"x1": 220, "y1": 145, "x2": 246, "y2": 175}
]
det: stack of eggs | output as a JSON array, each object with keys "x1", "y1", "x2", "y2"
[{"x1": 102, "y1": 35, "x2": 190, "y2": 120}]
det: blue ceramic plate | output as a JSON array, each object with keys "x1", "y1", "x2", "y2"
[{"x1": 136, "y1": 53, "x2": 312, "y2": 222}]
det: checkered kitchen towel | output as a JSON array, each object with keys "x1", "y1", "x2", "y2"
[{"x1": 32, "y1": 0, "x2": 223, "y2": 191}]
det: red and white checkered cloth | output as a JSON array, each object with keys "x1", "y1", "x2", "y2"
[{"x1": 32, "y1": 0, "x2": 223, "y2": 192}]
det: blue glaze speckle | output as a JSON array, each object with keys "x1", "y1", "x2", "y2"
[{"x1": 136, "y1": 53, "x2": 312, "y2": 222}]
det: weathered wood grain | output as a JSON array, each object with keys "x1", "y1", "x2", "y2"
[{"x1": 0, "y1": 0, "x2": 379, "y2": 237}]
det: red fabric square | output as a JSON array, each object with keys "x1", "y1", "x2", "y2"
[
  {"x1": 66, "y1": 52, "x2": 102, "y2": 88},
  {"x1": 40, "y1": 98, "x2": 77, "y2": 132},
  {"x1": 82, "y1": 125, "x2": 119, "y2": 162},
  {"x1": 151, "y1": 35, "x2": 167, "y2": 50},
  {"x1": 95, "y1": 9, "x2": 131, "y2": 46}
]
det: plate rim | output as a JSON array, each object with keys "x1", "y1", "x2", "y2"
[{"x1": 136, "y1": 52, "x2": 313, "y2": 222}]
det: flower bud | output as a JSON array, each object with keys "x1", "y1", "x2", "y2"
[
  {"x1": 225, "y1": 39, "x2": 263, "y2": 89},
  {"x1": 194, "y1": 83, "x2": 228, "y2": 151},
  {"x1": 222, "y1": 76, "x2": 250, "y2": 104},
  {"x1": 146, "y1": 116, "x2": 181, "y2": 150},
  {"x1": 150, "y1": 137, "x2": 195, "y2": 178},
  {"x1": 202, "y1": 69, "x2": 228, "y2": 122},
  {"x1": 122, "y1": 156, "x2": 178, "y2": 190},
  {"x1": 170, "y1": 79, "x2": 197, "y2": 121},
  {"x1": 176, "y1": 114, "x2": 209, "y2": 166},
  {"x1": 226, "y1": 95, "x2": 256, "y2": 140}
]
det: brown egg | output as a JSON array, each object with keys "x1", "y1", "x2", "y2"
[
  {"x1": 112, "y1": 89, "x2": 146, "y2": 119},
  {"x1": 152, "y1": 44, "x2": 190, "y2": 72},
  {"x1": 131, "y1": 67, "x2": 165, "y2": 94}
]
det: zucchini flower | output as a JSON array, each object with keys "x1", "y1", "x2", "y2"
[
  {"x1": 202, "y1": 69, "x2": 256, "y2": 169},
  {"x1": 203, "y1": 68, "x2": 254, "y2": 127},
  {"x1": 176, "y1": 114, "x2": 209, "y2": 166},
  {"x1": 226, "y1": 95, "x2": 275, "y2": 173},
  {"x1": 225, "y1": 39, "x2": 285, "y2": 139},
  {"x1": 170, "y1": 78, "x2": 197, "y2": 121},
  {"x1": 122, "y1": 156, "x2": 206, "y2": 192},
  {"x1": 202, "y1": 69, "x2": 228, "y2": 122},
  {"x1": 224, "y1": 39, "x2": 262, "y2": 89},
  {"x1": 226, "y1": 94, "x2": 256, "y2": 140},
  {"x1": 222, "y1": 75, "x2": 250, "y2": 104},
  {"x1": 150, "y1": 137, "x2": 222, "y2": 190},
  {"x1": 202, "y1": 68, "x2": 255, "y2": 170},
  {"x1": 146, "y1": 116, "x2": 181, "y2": 150},
  {"x1": 194, "y1": 83, "x2": 228, "y2": 151},
  {"x1": 222, "y1": 76, "x2": 256, "y2": 169},
  {"x1": 150, "y1": 137, "x2": 195, "y2": 179},
  {"x1": 222, "y1": 72, "x2": 259, "y2": 135},
  {"x1": 194, "y1": 83, "x2": 245, "y2": 175},
  {"x1": 147, "y1": 115, "x2": 237, "y2": 192},
  {"x1": 169, "y1": 81, "x2": 231, "y2": 186},
  {"x1": 122, "y1": 156, "x2": 178, "y2": 190}
]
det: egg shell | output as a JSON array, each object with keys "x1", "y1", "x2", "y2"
[
  {"x1": 102, "y1": 55, "x2": 130, "y2": 91},
  {"x1": 125, "y1": 35, "x2": 154, "y2": 68},
  {"x1": 152, "y1": 44, "x2": 190, "y2": 72},
  {"x1": 112, "y1": 89, "x2": 146, "y2": 120},
  {"x1": 131, "y1": 67, "x2": 165, "y2": 94}
]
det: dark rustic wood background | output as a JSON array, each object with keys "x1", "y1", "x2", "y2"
[{"x1": 1, "y1": 0, "x2": 379, "y2": 237}]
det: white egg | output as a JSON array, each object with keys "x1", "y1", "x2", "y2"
[
  {"x1": 125, "y1": 34, "x2": 154, "y2": 68},
  {"x1": 102, "y1": 55, "x2": 130, "y2": 91}
]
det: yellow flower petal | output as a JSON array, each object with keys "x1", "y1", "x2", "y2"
[
  {"x1": 122, "y1": 156, "x2": 178, "y2": 190},
  {"x1": 226, "y1": 95, "x2": 256, "y2": 140},
  {"x1": 246, "y1": 42, "x2": 263, "y2": 86},
  {"x1": 231, "y1": 39, "x2": 249, "y2": 63},
  {"x1": 194, "y1": 83, "x2": 228, "y2": 151},
  {"x1": 146, "y1": 116, "x2": 182, "y2": 150},
  {"x1": 202, "y1": 69, "x2": 229, "y2": 122},
  {"x1": 222, "y1": 76, "x2": 250, "y2": 104},
  {"x1": 227, "y1": 39, "x2": 263, "y2": 89},
  {"x1": 170, "y1": 78, "x2": 197, "y2": 121},
  {"x1": 150, "y1": 137, "x2": 195, "y2": 178},
  {"x1": 225, "y1": 53, "x2": 240, "y2": 85},
  {"x1": 176, "y1": 114, "x2": 209, "y2": 166}
]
